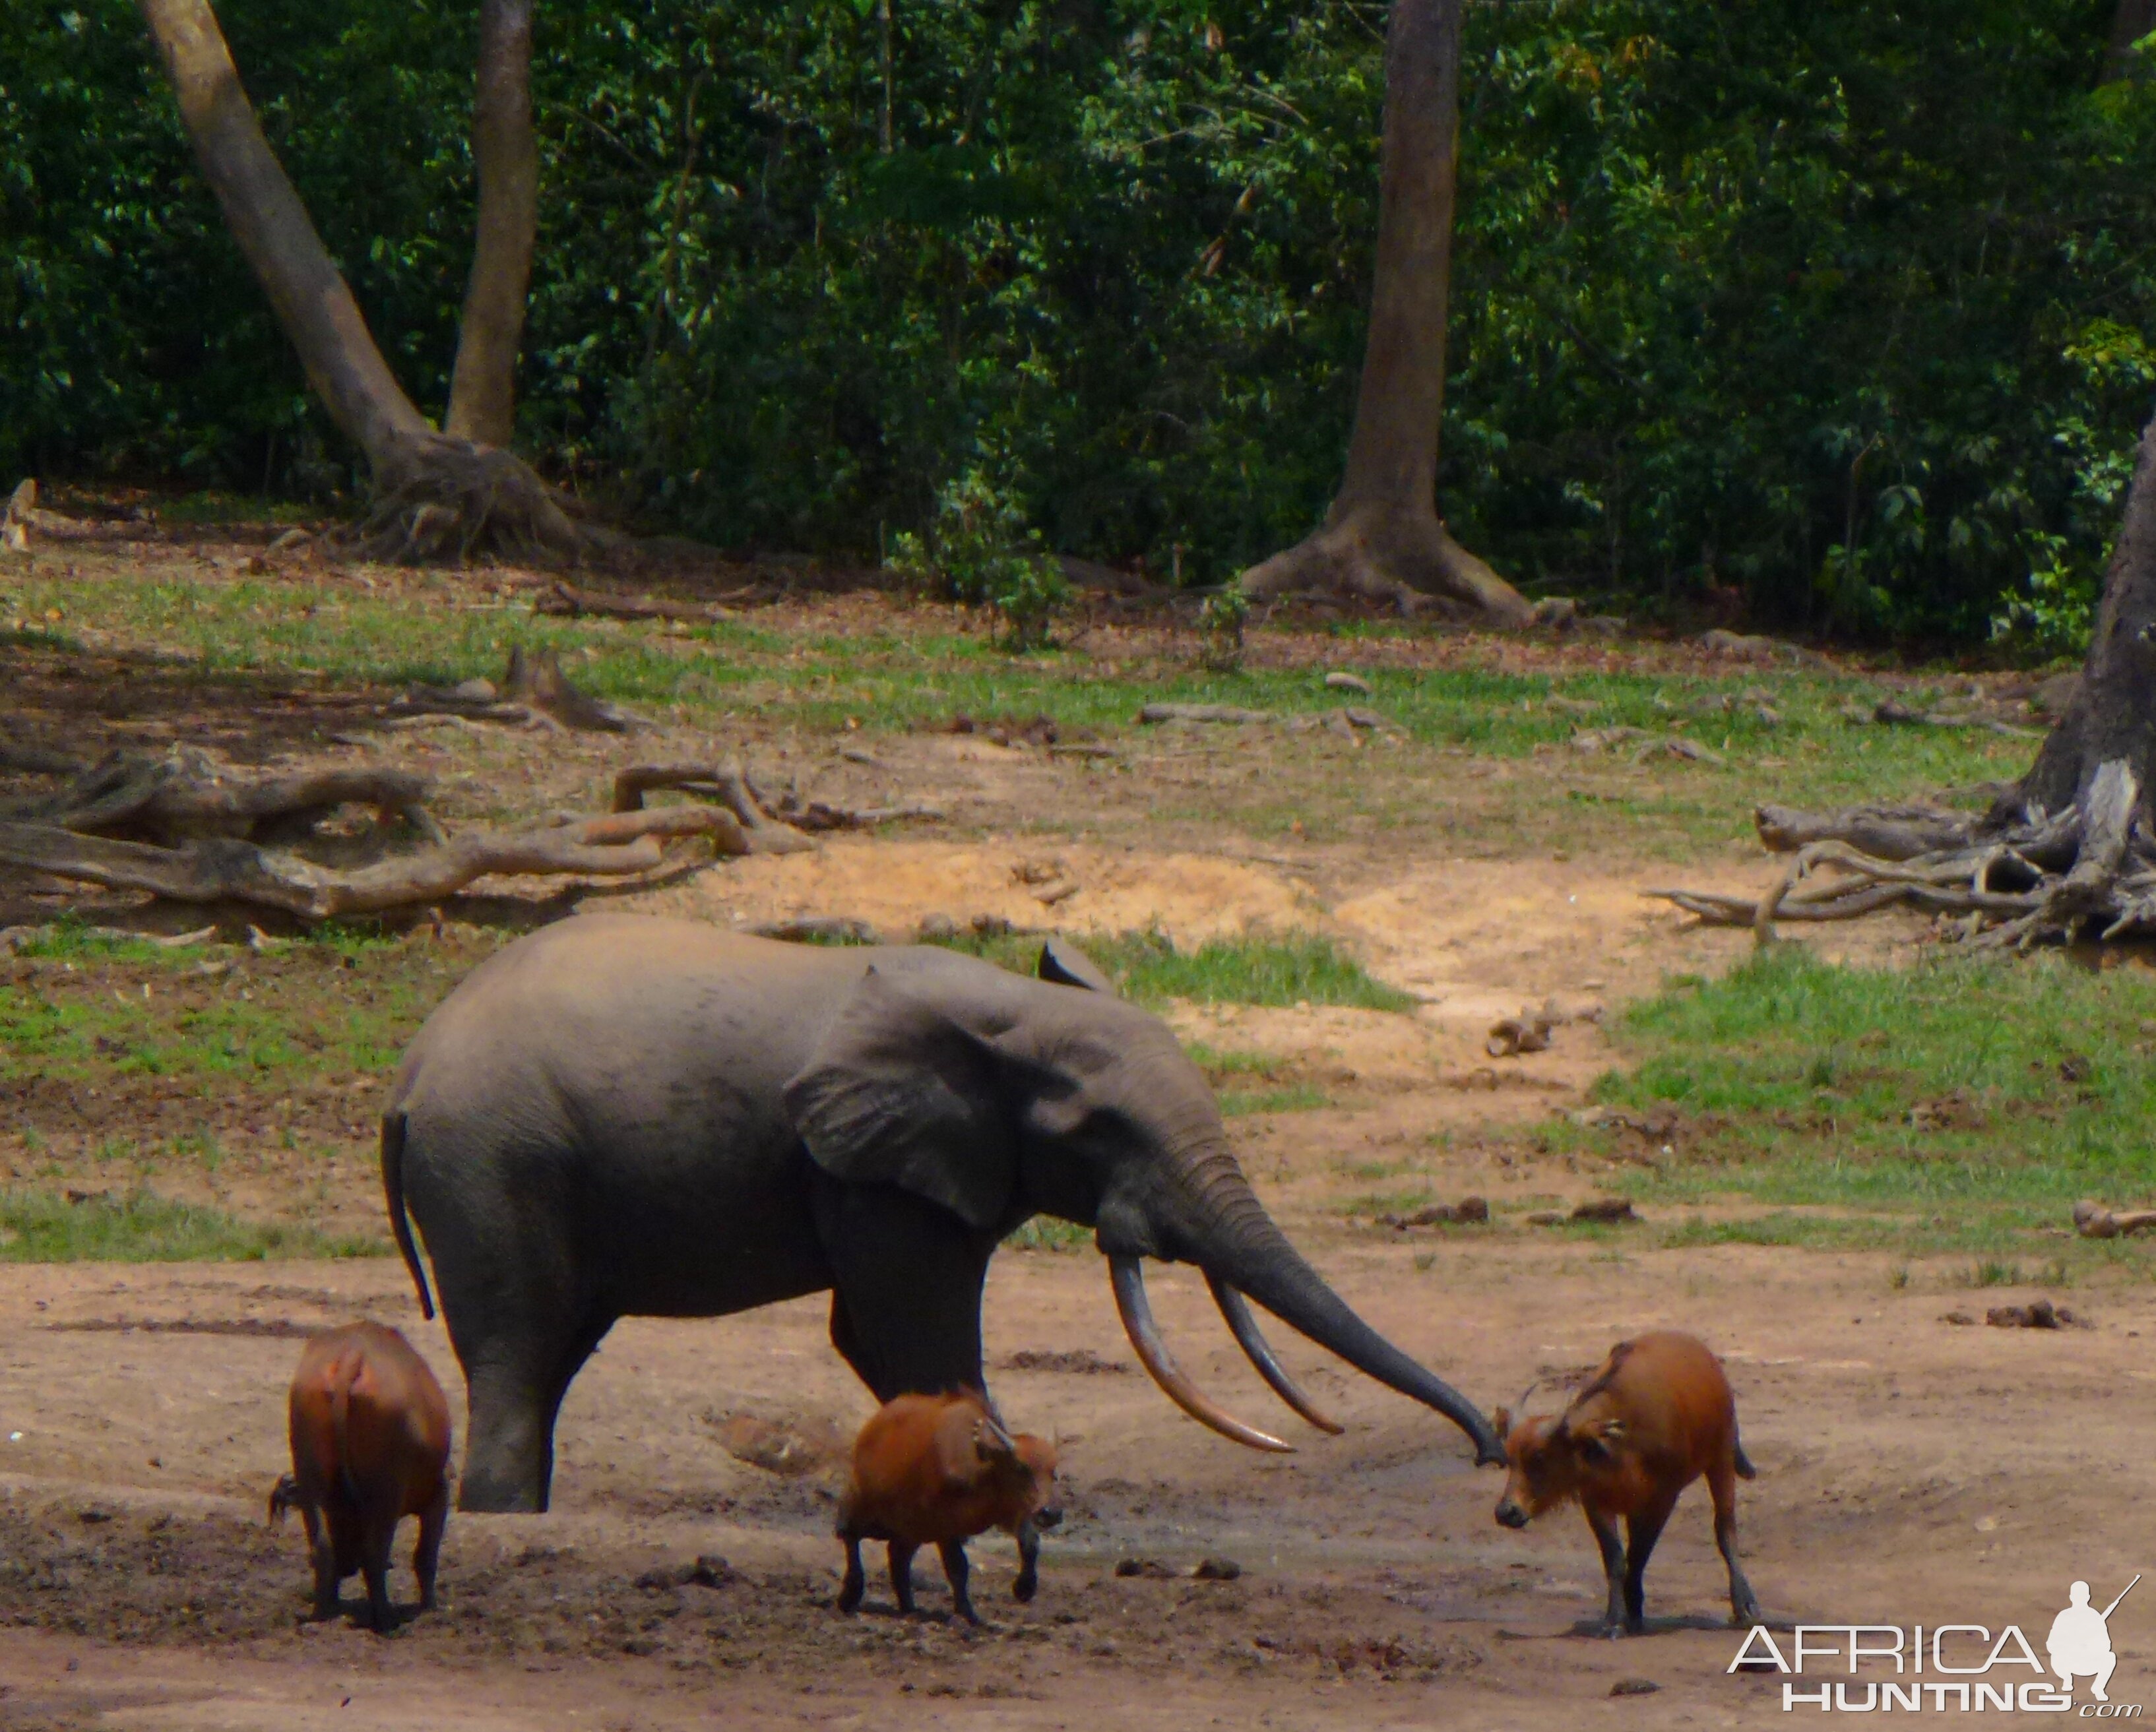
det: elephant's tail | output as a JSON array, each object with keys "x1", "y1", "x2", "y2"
[{"x1": 380, "y1": 1109, "x2": 435, "y2": 1321}]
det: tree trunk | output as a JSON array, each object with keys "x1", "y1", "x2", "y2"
[
  {"x1": 444, "y1": 0, "x2": 537, "y2": 447},
  {"x1": 136, "y1": 0, "x2": 433, "y2": 475},
  {"x1": 1238, "y1": 0, "x2": 1529, "y2": 625},
  {"x1": 137, "y1": 0, "x2": 596, "y2": 563},
  {"x1": 2105, "y1": 0, "x2": 2156, "y2": 82},
  {"x1": 2000, "y1": 407, "x2": 2156, "y2": 829},
  {"x1": 1659, "y1": 403, "x2": 2156, "y2": 947}
]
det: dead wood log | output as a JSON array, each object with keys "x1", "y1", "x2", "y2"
[
  {"x1": 2073, "y1": 1199, "x2": 2156, "y2": 1239},
  {"x1": 0, "y1": 805, "x2": 740, "y2": 920},
  {"x1": 612, "y1": 762, "x2": 815, "y2": 853},
  {"x1": 3, "y1": 479, "x2": 147, "y2": 548},
  {"x1": 8, "y1": 751, "x2": 441, "y2": 846},
  {"x1": 394, "y1": 645, "x2": 649, "y2": 732},
  {"x1": 1138, "y1": 702, "x2": 1273, "y2": 726},
  {"x1": 533, "y1": 580, "x2": 750, "y2": 625}
]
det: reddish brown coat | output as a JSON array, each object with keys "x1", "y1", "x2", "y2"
[
  {"x1": 269, "y1": 1320, "x2": 451, "y2": 1630},
  {"x1": 1493, "y1": 1331, "x2": 1761, "y2": 1634},
  {"x1": 836, "y1": 1391, "x2": 1061, "y2": 1623}
]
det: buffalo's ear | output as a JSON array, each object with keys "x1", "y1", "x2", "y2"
[
  {"x1": 1037, "y1": 937, "x2": 1114, "y2": 993},
  {"x1": 1491, "y1": 1407, "x2": 1514, "y2": 1449},
  {"x1": 784, "y1": 968, "x2": 1017, "y2": 1231},
  {"x1": 1571, "y1": 1415, "x2": 1622, "y2": 1467}
]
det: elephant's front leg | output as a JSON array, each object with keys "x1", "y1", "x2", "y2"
[{"x1": 812, "y1": 1175, "x2": 996, "y2": 1400}]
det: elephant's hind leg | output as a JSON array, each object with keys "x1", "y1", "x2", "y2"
[{"x1": 456, "y1": 1318, "x2": 611, "y2": 1513}]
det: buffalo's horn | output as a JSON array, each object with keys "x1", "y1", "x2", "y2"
[
  {"x1": 976, "y1": 1414, "x2": 1019, "y2": 1462},
  {"x1": 1205, "y1": 1274, "x2": 1345, "y2": 1435},
  {"x1": 1110, "y1": 1256, "x2": 1293, "y2": 1453}
]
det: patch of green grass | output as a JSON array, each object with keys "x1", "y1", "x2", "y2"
[
  {"x1": 1091, "y1": 931, "x2": 1417, "y2": 1012},
  {"x1": 1967, "y1": 1258, "x2": 2024, "y2": 1287},
  {"x1": 0, "y1": 1189, "x2": 379, "y2": 1262},
  {"x1": 921, "y1": 929, "x2": 1414, "y2": 1012},
  {"x1": 1578, "y1": 945, "x2": 2156, "y2": 1257},
  {"x1": 1218, "y1": 1083, "x2": 1329, "y2": 1117},
  {"x1": 1003, "y1": 1216, "x2": 1091, "y2": 1253}
]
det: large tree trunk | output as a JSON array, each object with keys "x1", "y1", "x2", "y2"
[
  {"x1": 137, "y1": 0, "x2": 594, "y2": 563},
  {"x1": 1659, "y1": 405, "x2": 2156, "y2": 948},
  {"x1": 444, "y1": 0, "x2": 537, "y2": 446},
  {"x1": 1238, "y1": 0, "x2": 1529, "y2": 625},
  {"x1": 2105, "y1": 0, "x2": 2156, "y2": 82},
  {"x1": 2000, "y1": 409, "x2": 2156, "y2": 828}
]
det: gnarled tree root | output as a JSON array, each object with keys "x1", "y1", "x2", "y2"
[
  {"x1": 0, "y1": 805, "x2": 742, "y2": 921},
  {"x1": 8, "y1": 749, "x2": 440, "y2": 846},
  {"x1": 614, "y1": 762, "x2": 816, "y2": 853},
  {"x1": 1238, "y1": 505, "x2": 1532, "y2": 626},
  {"x1": 1652, "y1": 759, "x2": 2151, "y2": 948},
  {"x1": 332, "y1": 437, "x2": 624, "y2": 567}
]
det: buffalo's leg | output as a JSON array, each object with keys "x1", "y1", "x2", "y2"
[
  {"x1": 837, "y1": 1531, "x2": 866, "y2": 1614},
  {"x1": 1584, "y1": 1505, "x2": 1628, "y2": 1636},
  {"x1": 1622, "y1": 1491, "x2": 1680, "y2": 1634},
  {"x1": 939, "y1": 1539, "x2": 978, "y2": 1624},
  {"x1": 1708, "y1": 1459, "x2": 1762, "y2": 1626},
  {"x1": 360, "y1": 1514, "x2": 396, "y2": 1632},
  {"x1": 888, "y1": 1541, "x2": 919, "y2": 1615},
  {"x1": 299, "y1": 1502, "x2": 339, "y2": 1621},
  {"x1": 413, "y1": 1486, "x2": 448, "y2": 1613},
  {"x1": 1013, "y1": 1518, "x2": 1040, "y2": 1603}
]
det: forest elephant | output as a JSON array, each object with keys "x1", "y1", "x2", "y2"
[{"x1": 380, "y1": 913, "x2": 1501, "y2": 1512}]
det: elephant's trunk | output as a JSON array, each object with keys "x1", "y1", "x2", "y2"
[{"x1": 1156, "y1": 1144, "x2": 1503, "y2": 1464}]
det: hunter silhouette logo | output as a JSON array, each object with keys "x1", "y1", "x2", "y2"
[
  {"x1": 2049, "y1": 1576, "x2": 2138, "y2": 1704},
  {"x1": 1728, "y1": 1571, "x2": 2145, "y2": 1713}
]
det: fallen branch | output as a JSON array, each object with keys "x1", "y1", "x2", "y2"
[
  {"x1": 533, "y1": 580, "x2": 748, "y2": 625},
  {"x1": 612, "y1": 762, "x2": 815, "y2": 853},
  {"x1": 2072, "y1": 1199, "x2": 2156, "y2": 1239},
  {"x1": 0, "y1": 805, "x2": 741, "y2": 920},
  {"x1": 393, "y1": 645, "x2": 649, "y2": 733},
  {"x1": 7, "y1": 750, "x2": 441, "y2": 846},
  {"x1": 4, "y1": 479, "x2": 148, "y2": 549},
  {"x1": 1138, "y1": 702, "x2": 1273, "y2": 726}
]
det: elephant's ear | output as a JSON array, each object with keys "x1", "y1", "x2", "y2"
[
  {"x1": 784, "y1": 968, "x2": 1017, "y2": 1231},
  {"x1": 1036, "y1": 937, "x2": 1113, "y2": 993}
]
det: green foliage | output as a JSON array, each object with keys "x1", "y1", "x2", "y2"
[
  {"x1": 1583, "y1": 945, "x2": 2156, "y2": 1253},
  {"x1": 1193, "y1": 580, "x2": 1251, "y2": 673},
  {"x1": 1091, "y1": 930, "x2": 1416, "y2": 1012},
  {"x1": 0, "y1": 1188, "x2": 378, "y2": 1262},
  {"x1": 889, "y1": 468, "x2": 1072, "y2": 648},
  {"x1": 11, "y1": 1, "x2": 2156, "y2": 638}
]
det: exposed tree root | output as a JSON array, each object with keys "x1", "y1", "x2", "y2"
[
  {"x1": 612, "y1": 762, "x2": 819, "y2": 852},
  {"x1": 332, "y1": 436, "x2": 622, "y2": 567},
  {"x1": 393, "y1": 645, "x2": 649, "y2": 733},
  {"x1": 0, "y1": 805, "x2": 742, "y2": 921},
  {"x1": 1238, "y1": 504, "x2": 1532, "y2": 626},
  {"x1": 7, "y1": 749, "x2": 439, "y2": 846},
  {"x1": 1653, "y1": 759, "x2": 2153, "y2": 948}
]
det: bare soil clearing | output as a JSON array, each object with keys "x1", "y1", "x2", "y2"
[
  {"x1": 1, "y1": 551, "x2": 2141, "y2": 1727},
  {"x1": 0, "y1": 1243, "x2": 2144, "y2": 1729}
]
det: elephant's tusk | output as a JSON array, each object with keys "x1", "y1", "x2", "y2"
[
  {"x1": 1205, "y1": 1274, "x2": 1346, "y2": 1435},
  {"x1": 1109, "y1": 1256, "x2": 1294, "y2": 1453}
]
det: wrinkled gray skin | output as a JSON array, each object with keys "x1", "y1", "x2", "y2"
[{"x1": 383, "y1": 913, "x2": 1500, "y2": 1512}]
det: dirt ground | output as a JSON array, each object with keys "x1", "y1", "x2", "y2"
[{"x1": 2, "y1": 558, "x2": 2149, "y2": 1727}]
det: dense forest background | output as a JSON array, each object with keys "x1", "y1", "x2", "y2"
[{"x1": 7, "y1": 0, "x2": 2156, "y2": 644}]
